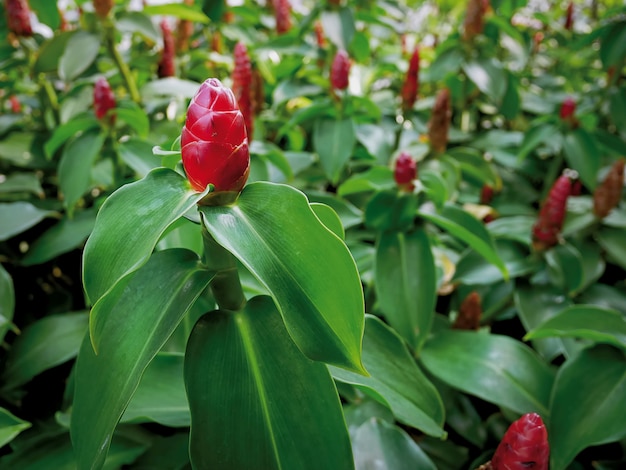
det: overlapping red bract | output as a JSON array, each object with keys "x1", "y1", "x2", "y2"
[
  {"x1": 559, "y1": 97, "x2": 576, "y2": 120},
  {"x1": 593, "y1": 158, "x2": 625, "y2": 219},
  {"x1": 273, "y1": 0, "x2": 292, "y2": 34},
  {"x1": 232, "y1": 42, "x2": 254, "y2": 141},
  {"x1": 564, "y1": 1, "x2": 574, "y2": 30},
  {"x1": 93, "y1": 77, "x2": 116, "y2": 124},
  {"x1": 532, "y1": 173, "x2": 572, "y2": 251},
  {"x1": 181, "y1": 78, "x2": 250, "y2": 195},
  {"x1": 6, "y1": 0, "x2": 33, "y2": 37},
  {"x1": 463, "y1": 0, "x2": 487, "y2": 41},
  {"x1": 93, "y1": 0, "x2": 113, "y2": 18},
  {"x1": 491, "y1": 413, "x2": 549, "y2": 470},
  {"x1": 428, "y1": 88, "x2": 452, "y2": 154},
  {"x1": 158, "y1": 19, "x2": 176, "y2": 78},
  {"x1": 401, "y1": 47, "x2": 420, "y2": 111},
  {"x1": 453, "y1": 291, "x2": 482, "y2": 330},
  {"x1": 394, "y1": 152, "x2": 416, "y2": 191},
  {"x1": 331, "y1": 49, "x2": 351, "y2": 91}
]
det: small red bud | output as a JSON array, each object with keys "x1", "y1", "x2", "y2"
[
  {"x1": 401, "y1": 47, "x2": 420, "y2": 112},
  {"x1": 564, "y1": 1, "x2": 574, "y2": 31},
  {"x1": 93, "y1": 0, "x2": 113, "y2": 19},
  {"x1": 559, "y1": 97, "x2": 576, "y2": 120},
  {"x1": 394, "y1": 152, "x2": 417, "y2": 192},
  {"x1": 93, "y1": 77, "x2": 116, "y2": 124},
  {"x1": 593, "y1": 158, "x2": 625, "y2": 219},
  {"x1": 6, "y1": 0, "x2": 33, "y2": 37},
  {"x1": 480, "y1": 184, "x2": 494, "y2": 204},
  {"x1": 9, "y1": 96, "x2": 21, "y2": 113},
  {"x1": 273, "y1": 0, "x2": 292, "y2": 35},
  {"x1": 314, "y1": 20, "x2": 326, "y2": 48},
  {"x1": 158, "y1": 19, "x2": 176, "y2": 78},
  {"x1": 570, "y1": 180, "x2": 582, "y2": 196},
  {"x1": 232, "y1": 42, "x2": 254, "y2": 141},
  {"x1": 428, "y1": 88, "x2": 452, "y2": 154},
  {"x1": 491, "y1": 413, "x2": 549, "y2": 470},
  {"x1": 330, "y1": 49, "x2": 350, "y2": 92},
  {"x1": 532, "y1": 173, "x2": 573, "y2": 251},
  {"x1": 181, "y1": 78, "x2": 250, "y2": 202},
  {"x1": 453, "y1": 291, "x2": 482, "y2": 330}
]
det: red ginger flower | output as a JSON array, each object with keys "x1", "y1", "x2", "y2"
[
  {"x1": 564, "y1": 1, "x2": 574, "y2": 31},
  {"x1": 93, "y1": 77, "x2": 116, "y2": 124},
  {"x1": 559, "y1": 97, "x2": 576, "y2": 120},
  {"x1": 428, "y1": 88, "x2": 451, "y2": 154},
  {"x1": 93, "y1": 0, "x2": 113, "y2": 19},
  {"x1": 394, "y1": 152, "x2": 417, "y2": 192},
  {"x1": 273, "y1": 0, "x2": 291, "y2": 35},
  {"x1": 158, "y1": 19, "x2": 176, "y2": 78},
  {"x1": 401, "y1": 47, "x2": 420, "y2": 112},
  {"x1": 480, "y1": 184, "x2": 494, "y2": 204},
  {"x1": 232, "y1": 42, "x2": 254, "y2": 141},
  {"x1": 9, "y1": 96, "x2": 21, "y2": 113},
  {"x1": 331, "y1": 49, "x2": 350, "y2": 91},
  {"x1": 453, "y1": 291, "x2": 482, "y2": 330},
  {"x1": 593, "y1": 158, "x2": 625, "y2": 219},
  {"x1": 181, "y1": 78, "x2": 250, "y2": 200},
  {"x1": 532, "y1": 172, "x2": 573, "y2": 251},
  {"x1": 314, "y1": 20, "x2": 326, "y2": 48},
  {"x1": 6, "y1": 0, "x2": 33, "y2": 37},
  {"x1": 463, "y1": 0, "x2": 487, "y2": 41},
  {"x1": 491, "y1": 413, "x2": 549, "y2": 470}
]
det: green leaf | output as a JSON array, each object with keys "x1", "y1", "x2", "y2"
[
  {"x1": 115, "y1": 106, "x2": 150, "y2": 139},
  {"x1": 311, "y1": 202, "x2": 345, "y2": 239},
  {"x1": 59, "y1": 31, "x2": 101, "y2": 81},
  {"x1": 141, "y1": 78, "x2": 202, "y2": 99},
  {"x1": 338, "y1": 166, "x2": 395, "y2": 197},
  {"x1": 365, "y1": 191, "x2": 417, "y2": 232},
  {"x1": 0, "y1": 172, "x2": 44, "y2": 197},
  {"x1": 352, "y1": 419, "x2": 437, "y2": 470},
  {"x1": 596, "y1": 227, "x2": 626, "y2": 271},
  {"x1": 544, "y1": 243, "x2": 584, "y2": 295},
  {"x1": 82, "y1": 167, "x2": 207, "y2": 305},
  {"x1": 2, "y1": 312, "x2": 88, "y2": 391},
  {"x1": 320, "y1": 7, "x2": 356, "y2": 51},
  {"x1": 313, "y1": 117, "x2": 356, "y2": 184},
  {"x1": 34, "y1": 32, "x2": 72, "y2": 74},
  {"x1": 525, "y1": 305, "x2": 626, "y2": 349},
  {"x1": 201, "y1": 0, "x2": 226, "y2": 21},
  {"x1": 184, "y1": 296, "x2": 354, "y2": 470},
  {"x1": 21, "y1": 209, "x2": 97, "y2": 266},
  {"x1": 71, "y1": 249, "x2": 214, "y2": 470},
  {"x1": 0, "y1": 264, "x2": 15, "y2": 343},
  {"x1": 331, "y1": 315, "x2": 446, "y2": 438},
  {"x1": 0, "y1": 202, "x2": 56, "y2": 241},
  {"x1": 374, "y1": 229, "x2": 436, "y2": 351},
  {"x1": 44, "y1": 115, "x2": 100, "y2": 159},
  {"x1": 549, "y1": 345, "x2": 626, "y2": 470},
  {"x1": 517, "y1": 124, "x2": 559, "y2": 162},
  {"x1": 144, "y1": 3, "x2": 210, "y2": 22},
  {"x1": 420, "y1": 329, "x2": 554, "y2": 417},
  {"x1": 122, "y1": 353, "x2": 189, "y2": 427},
  {"x1": 199, "y1": 182, "x2": 365, "y2": 373},
  {"x1": 116, "y1": 11, "x2": 160, "y2": 42},
  {"x1": 463, "y1": 58, "x2": 507, "y2": 103},
  {"x1": 29, "y1": 0, "x2": 60, "y2": 29},
  {"x1": 0, "y1": 408, "x2": 30, "y2": 448},
  {"x1": 117, "y1": 138, "x2": 160, "y2": 178},
  {"x1": 419, "y1": 204, "x2": 508, "y2": 279},
  {"x1": 58, "y1": 129, "x2": 106, "y2": 216},
  {"x1": 562, "y1": 128, "x2": 601, "y2": 190}
]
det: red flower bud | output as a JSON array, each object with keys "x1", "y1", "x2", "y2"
[
  {"x1": 273, "y1": 0, "x2": 292, "y2": 35},
  {"x1": 251, "y1": 68, "x2": 265, "y2": 116},
  {"x1": 394, "y1": 152, "x2": 416, "y2": 192},
  {"x1": 181, "y1": 78, "x2": 250, "y2": 201},
  {"x1": 93, "y1": 0, "x2": 113, "y2": 19},
  {"x1": 564, "y1": 1, "x2": 574, "y2": 31},
  {"x1": 93, "y1": 77, "x2": 116, "y2": 124},
  {"x1": 401, "y1": 47, "x2": 420, "y2": 112},
  {"x1": 593, "y1": 158, "x2": 625, "y2": 219},
  {"x1": 491, "y1": 413, "x2": 549, "y2": 470},
  {"x1": 463, "y1": 0, "x2": 487, "y2": 41},
  {"x1": 9, "y1": 96, "x2": 21, "y2": 113},
  {"x1": 453, "y1": 291, "x2": 482, "y2": 330},
  {"x1": 570, "y1": 180, "x2": 582, "y2": 196},
  {"x1": 480, "y1": 184, "x2": 494, "y2": 204},
  {"x1": 232, "y1": 42, "x2": 254, "y2": 141},
  {"x1": 532, "y1": 32, "x2": 543, "y2": 53},
  {"x1": 6, "y1": 0, "x2": 33, "y2": 37},
  {"x1": 559, "y1": 97, "x2": 576, "y2": 120},
  {"x1": 314, "y1": 20, "x2": 326, "y2": 48},
  {"x1": 532, "y1": 173, "x2": 573, "y2": 251},
  {"x1": 331, "y1": 49, "x2": 350, "y2": 92},
  {"x1": 158, "y1": 19, "x2": 176, "y2": 78},
  {"x1": 428, "y1": 88, "x2": 451, "y2": 154}
]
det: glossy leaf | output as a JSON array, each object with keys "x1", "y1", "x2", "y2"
[
  {"x1": 562, "y1": 129, "x2": 601, "y2": 190},
  {"x1": 82, "y1": 167, "x2": 208, "y2": 305},
  {"x1": 549, "y1": 346, "x2": 626, "y2": 470},
  {"x1": 420, "y1": 329, "x2": 554, "y2": 417},
  {"x1": 199, "y1": 182, "x2": 365, "y2": 373},
  {"x1": 374, "y1": 229, "x2": 436, "y2": 350},
  {"x1": 517, "y1": 124, "x2": 559, "y2": 161},
  {"x1": 144, "y1": 3, "x2": 210, "y2": 22},
  {"x1": 365, "y1": 191, "x2": 417, "y2": 232},
  {"x1": 0, "y1": 263, "x2": 15, "y2": 343},
  {"x1": 313, "y1": 117, "x2": 356, "y2": 184},
  {"x1": 0, "y1": 202, "x2": 56, "y2": 241},
  {"x1": 2, "y1": 312, "x2": 88, "y2": 390},
  {"x1": 71, "y1": 249, "x2": 214, "y2": 470},
  {"x1": 59, "y1": 31, "x2": 101, "y2": 81},
  {"x1": 184, "y1": 295, "x2": 354, "y2": 470},
  {"x1": 525, "y1": 305, "x2": 626, "y2": 349},
  {"x1": 117, "y1": 138, "x2": 160, "y2": 178},
  {"x1": 320, "y1": 7, "x2": 355, "y2": 51},
  {"x1": 30, "y1": 0, "x2": 61, "y2": 29},
  {"x1": 545, "y1": 243, "x2": 584, "y2": 295},
  {"x1": 463, "y1": 58, "x2": 507, "y2": 103},
  {"x1": 596, "y1": 227, "x2": 626, "y2": 271},
  {"x1": 0, "y1": 172, "x2": 43, "y2": 196},
  {"x1": 311, "y1": 202, "x2": 345, "y2": 239},
  {"x1": 330, "y1": 315, "x2": 446, "y2": 438},
  {"x1": 44, "y1": 114, "x2": 100, "y2": 159},
  {"x1": 0, "y1": 408, "x2": 31, "y2": 448}
]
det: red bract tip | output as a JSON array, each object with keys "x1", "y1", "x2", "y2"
[
  {"x1": 93, "y1": 77, "x2": 116, "y2": 124},
  {"x1": 453, "y1": 291, "x2": 482, "y2": 330},
  {"x1": 314, "y1": 21, "x2": 326, "y2": 48},
  {"x1": 532, "y1": 173, "x2": 573, "y2": 251},
  {"x1": 232, "y1": 42, "x2": 254, "y2": 141},
  {"x1": 491, "y1": 413, "x2": 549, "y2": 470},
  {"x1": 394, "y1": 152, "x2": 417, "y2": 191},
  {"x1": 9, "y1": 96, "x2": 21, "y2": 114},
  {"x1": 93, "y1": 0, "x2": 113, "y2": 19},
  {"x1": 559, "y1": 97, "x2": 576, "y2": 120},
  {"x1": 158, "y1": 19, "x2": 176, "y2": 78},
  {"x1": 593, "y1": 158, "x2": 625, "y2": 219},
  {"x1": 401, "y1": 47, "x2": 420, "y2": 111},
  {"x1": 564, "y1": 1, "x2": 574, "y2": 31},
  {"x1": 480, "y1": 184, "x2": 494, "y2": 204},
  {"x1": 181, "y1": 78, "x2": 250, "y2": 202},
  {"x1": 273, "y1": 0, "x2": 292, "y2": 35},
  {"x1": 331, "y1": 49, "x2": 350, "y2": 92},
  {"x1": 463, "y1": 0, "x2": 487, "y2": 41},
  {"x1": 6, "y1": 0, "x2": 33, "y2": 37}
]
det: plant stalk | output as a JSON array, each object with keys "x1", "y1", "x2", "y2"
[{"x1": 103, "y1": 22, "x2": 141, "y2": 104}]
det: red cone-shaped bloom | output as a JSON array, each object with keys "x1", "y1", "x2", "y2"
[
  {"x1": 232, "y1": 42, "x2": 254, "y2": 141},
  {"x1": 158, "y1": 19, "x2": 176, "y2": 78},
  {"x1": 273, "y1": 0, "x2": 292, "y2": 35},
  {"x1": 428, "y1": 88, "x2": 451, "y2": 154},
  {"x1": 331, "y1": 49, "x2": 350, "y2": 91},
  {"x1": 491, "y1": 413, "x2": 549, "y2": 470},
  {"x1": 6, "y1": 0, "x2": 33, "y2": 37},
  {"x1": 314, "y1": 20, "x2": 326, "y2": 48},
  {"x1": 93, "y1": 0, "x2": 113, "y2": 18},
  {"x1": 559, "y1": 97, "x2": 576, "y2": 120},
  {"x1": 394, "y1": 152, "x2": 416, "y2": 191},
  {"x1": 453, "y1": 291, "x2": 482, "y2": 330},
  {"x1": 93, "y1": 77, "x2": 116, "y2": 124},
  {"x1": 463, "y1": 0, "x2": 486, "y2": 41},
  {"x1": 593, "y1": 158, "x2": 625, "y2": 219},
  {"x1": 532, "y1": 173, "x2": 573, "y2": 251},
  {"x1": 181, "y1": 78, "x2": 250, "y2": 200},
  {"x1": 564, "y1": 1, "x2": 574, "y2": 31},
  {"x1": 480, "y1": 184, "x2": 494, "y2": 204},
  {"x1": 401, "y1": 47, "x2": 420, "y2": 111}
]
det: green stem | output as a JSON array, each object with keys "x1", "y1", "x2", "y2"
[
  {"x1": 103, "y1": 22, "x2": 141, "y2": 104},
  {"x1": 201, "y1": 227, "x2": 246, "y2": 311},
  {"x1": 39, "y1": 74, "x2": 60, "y2": 126}
]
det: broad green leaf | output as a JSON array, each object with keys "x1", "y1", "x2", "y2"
[
  {"x1": 141, "y1": 78, "x2": 202, "y2": 99},
  {"x1": 0, "y1": 408, "x2": 31, "y2": 448},
  {"x1": 115, "y1": 106, "x2": 150, "y2": 139},
  {"x1": 445, "y1": 393, "x2": 487, "y2": 448},
  {"x1": 250, "y1": 140, "x2": 293, "y2": 181},
  {"x1": 33, "y1": 32, "x2": 72, "y2": 74},
  {"x1": 352, "y1": 419, "x2": 437, "y2": 470},
  {"x1": 562, "y1": 129, "x2": 601, "y2": 190},
  {"x1": 311, "y1": 202, "x2": 345, "y2": 239},
  {"x1": 517, "y1": 124, "x2": 559, "y2": 162},
  {"x1": 44, "y1": 115, "x2": 100, "y2": 159},
  {"x1": 129, "y1": 433, "x2": 190, "y2": 470},
  {"x1": 29, "y1": 0, "x2": 60, "y2": 29},
  {"x1": 365, "y1": 191, "x2": 417, "y2": 232},
  {"x1": 0, "y1": 132, "x2": 35, "y2": 168},
  {"x1": 306, "y1": 191, "x2": 363, "y2": 230},
  {"x1": 577, "y1": 283, "x2": 626, "y2": 313},
  {"x1": 549, "y1": 346, "x2": 626, "y2": 470},
  {"x1": 596, "y1": 227, "x2": 626, "y2": 271},
  {"x1": 446, "y1": 147, "x2": 501, "y2": 188},
  {"x1": 71, "y1": 249, "x2": 214, "y2": 470},
  {"x1": 21, "y1": 209, "x2": 97, "y2": 266},
  {"x1": 331, "y1": 315, "x2": 446, "y2": 438},
  {"x1": 2, "y1": 312, "x2": 88, "y2": 390},
  {"x1": 199, "y1": 182, "x2": 365, "y2": 373},
  {"x1": 525, "y1": 305, "x2": 626, "y2": 349},
  {"x1": 313, "y1": 117, "x2": 356, "y2": 184},
  {"x1": 117, "y1": 138, "x2": 160, "y2": 178},
  {"x1": 320, "y1": 7, "x2": 356, "y2": 51},
  {"x1": 122, "y1": 353, "x2": 189, "y2": 427},
  {"x1": 59, "y1": 31, "x2": 101, "y2": 81},
  {"x1": 116, "y1": 11, "x2": 160, "y2": 42},
  {"x1": 0, "y1": 202, "x2": 56, "y2": 241},
  {"x1": 82, "y1": 167, "x2": 207, "y2": 305},
  {"x1": 58, "y1": 129, "x2": 106, "y2": 216},
  {"x1": 338, "y1": 166, "x2": 395, "y2": 197},
  {"x1": 201, "y1": 0, "x2": 226, "y2": 21},
  {"x1": 0, "y1": 263, "x2": 15, "y2": 343},
  {"x1": 355, "y1": 123, "x2": 392, "y2": 164},
  {"x1": 144, "y1": 3, "x2": 210, "y2": 22},
  {"x1": 420, "y1": 329, "x2": 554, "y2": 417},
  {"x1": 545, "y1": 243, "x2": 584, "y2": 295},
  {"x1": 416, "y1": 435, "x2": 469, "y2": 470},
  {"x1": 374, "y1": 229, "x2": 436, "y2": 351},
  {"x1": 0, "y1": 172, "x2": 43, "y2": 196},
  {"x1": 463, "y1": 58, "x2": 507, "y2": 103},
  {"x1": 184, "y1": 296, "x2": 354, "y2": 470},
  {"x1": 419, "y1": 204, "x2": 508, "y2": 279}
]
